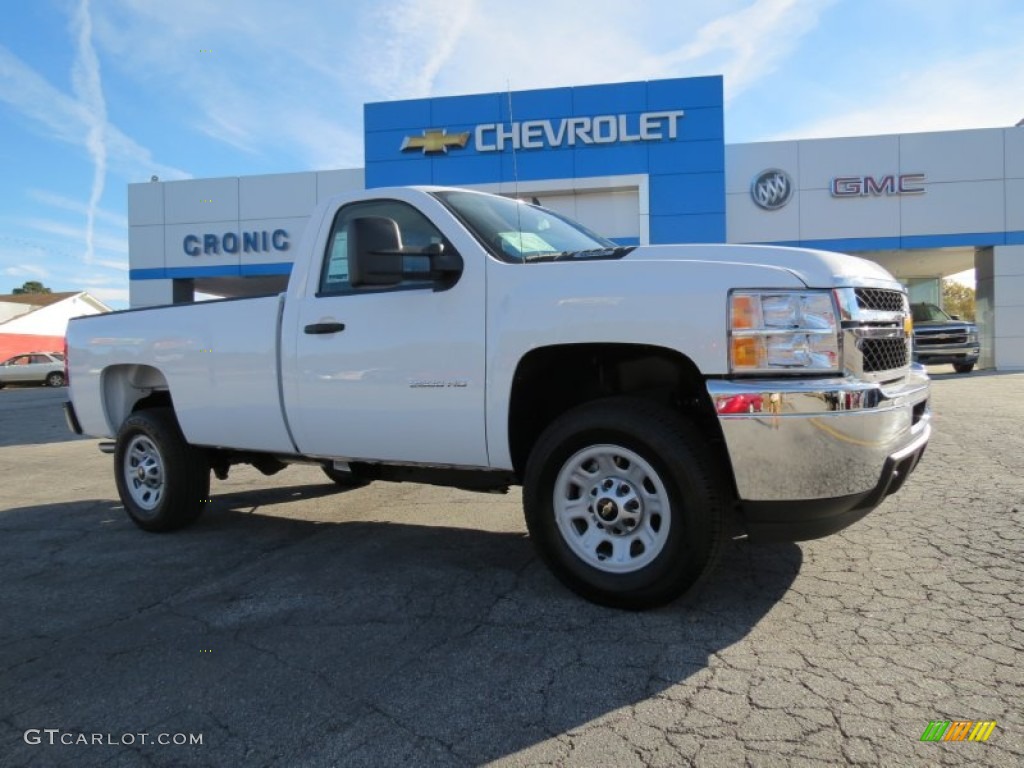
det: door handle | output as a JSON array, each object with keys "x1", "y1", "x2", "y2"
[{"x1": 304, "y1": 322, "x2": 346, "y2": 335}]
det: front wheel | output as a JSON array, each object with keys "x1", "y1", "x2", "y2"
[
  {"x1": 953, "y1": 362, "x2": 975, "y2": 374},
  {"x1": 114, "y1": 407, "x2": 209, "y2": 532},
  {"x1": 523, "y1": 398, "x2": 727, "y2": 610}
]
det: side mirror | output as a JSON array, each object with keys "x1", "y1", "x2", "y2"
[
  {"x1": 348, "y1": 217, "x2": 404, "y2": 287},
  {"x1": 950, "y1": 314, "x2": 961, "y2": 320},
  {"x1": 347, "y1": 216, "x2": 463, "y2": 289}
]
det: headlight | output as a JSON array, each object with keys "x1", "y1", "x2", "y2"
[{"x1": 729, "y1": 290, "x2": 840, "y2": 373}]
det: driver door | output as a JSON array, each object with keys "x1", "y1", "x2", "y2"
[{"x1": 282, "y1": 198, "x2": 488, "y2": 467}]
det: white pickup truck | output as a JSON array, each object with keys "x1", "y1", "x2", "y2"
[{"x1": 65, "y1": 187, "x2": 931, "y2": 609}]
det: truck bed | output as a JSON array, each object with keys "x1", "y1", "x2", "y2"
[{"x1": 67, "y1": 295, "x2": 295, "y2": 454}]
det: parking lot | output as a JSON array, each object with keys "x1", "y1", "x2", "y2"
[{"x1": 0, "y1": 372, "x2": 1021, "y2": 767}]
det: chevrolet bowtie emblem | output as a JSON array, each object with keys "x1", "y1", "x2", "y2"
[{"x1": 401, "y1": 128, "x2": 470, "y2": 154}]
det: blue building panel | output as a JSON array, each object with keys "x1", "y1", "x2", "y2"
[
  {"x1": 650, "y1": 213, "x2": 727, "y2": 244},
  {"x1": 431, "y1": 154, "x2": 504, "y2": 186},
  {"x1": 649, "y1": 173, "x2": 727, "y2": 216},
  {"x1": 573, "y1": 143, "x2": 650, "y2": 178},
  {"x1": 241, "y1": 262, "x2": 293, "y2": 277},
  {"x1": 646, "y1": 76, "x2": 723, "y2": 110},
  {"x1": 672, "y1": 107, "x2": 724, "y2": 142},
  {"x1": 499, "y1": 86, "x2": 575, "y2": 121},
  {"x1": 364, "y1": 99, "x2": 432, "y2": 132},
  {"x1": 364, "y1": 129, "x2": 428, "y2": 164},
  {"x1": 500, "y1": 149, "x2": 576, "y2": 183},
  {"x1": 431, "y1": 92, "x2": 502, "y2": 125},
  {"x1": 364, "y1": 160, "x2": 434, "y2": 187},
  {"x1": 648, "y1": 139, "x2": 725, "y2": 174},
  {"x1": 363, "y1": 76, "x2": 726, "y2": 243},
  {"x1": 572, "y1": 81, "x2": 648, "y2": 115}
]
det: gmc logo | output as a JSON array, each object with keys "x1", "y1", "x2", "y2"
[{"x1": 830, "y1": 173, "x2": 925, "y2": 197}]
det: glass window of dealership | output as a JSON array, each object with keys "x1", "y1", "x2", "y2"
[{"x1": 127, "y1": 75, "x2": 1024, "y2": 370}]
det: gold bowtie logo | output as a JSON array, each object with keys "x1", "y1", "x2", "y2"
[{"x1": 401, "y1": 128, "x2": 470, "y2": 154}]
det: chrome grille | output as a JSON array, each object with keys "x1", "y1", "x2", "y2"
[
  {"x1": 915, "y1": 331, "x2": 968, "y2": 346},
  {"x1": 859, "y1": 338, "x2": 909, "y2": 372},
  {"x1": 855, "y1": 288, "x2": 904, "y2": 313}
]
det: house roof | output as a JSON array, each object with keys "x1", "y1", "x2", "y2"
[
  {"x1": 0, "y1": 292, "x2": 112, "y2": 330},
  {"x1": 0, "y1": 291, "x2": 79, "y2": 307}
]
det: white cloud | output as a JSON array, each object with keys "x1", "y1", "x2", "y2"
[
  {"x1": 65, "y1": 273, "x2": 122, "y2": 287},
  {"x1": 24, "y1": 218, "x2": 128, "y2": 255},
  {"x1": 92, "y1": 0, "x2": 369, "y2": 170},
  {"x1": 94, "y1": 258, "x2": 128, "y2": 272},
  {"x1": 643, "y1": 0, "x2": 835, "y2": 100},
  {"x1": 3, "y1": 265, "x2": 50, "y2": 279},
  {"x1": 354, "y1": 0, "x2": 831, "y2": 110},
  {"x1": 0, "y1": 45, "x2": 188, "y2": 182},
  {"x1": 70, "y1": 0, "x2": 108, "y2": 265},
  {"x1": 367, "y1": 0, "x2": 475, "y2": 99},
  {"x1": 84, "y1": 286, "x2": 130, "y2": 304},
  {"x1": 27, "y1": 190, "x2": 128, "y2": 229},
  {"x1": 767, "y1": 47, "x2": 1024, "y2": 140}
]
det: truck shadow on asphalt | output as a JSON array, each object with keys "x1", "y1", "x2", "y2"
[{"x1": 0, "y1": 485, "x2": 801, "y2": 766}]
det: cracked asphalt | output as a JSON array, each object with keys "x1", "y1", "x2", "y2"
[{"x1": 1, "y1": 370, "x2": 1022, "y2": 767}]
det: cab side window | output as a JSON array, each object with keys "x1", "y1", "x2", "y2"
[{"x1": 319, "y1": 200, "x2": 449, "y2": 295}]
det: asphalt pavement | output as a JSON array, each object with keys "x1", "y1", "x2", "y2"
[{"x1": 0, "y1": 370, "x2": 1021, "y2": 767}]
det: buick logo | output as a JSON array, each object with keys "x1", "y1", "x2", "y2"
[{"x1": 751, "y1": 169, "x2": 793, "y2": 210}]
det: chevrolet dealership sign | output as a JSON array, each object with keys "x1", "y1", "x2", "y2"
[{"x1": 401, "y1": 110, "x2": 685, "y2": 154}]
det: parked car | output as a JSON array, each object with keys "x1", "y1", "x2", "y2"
[
  {"x1": 0, "y1": 352, "x2": 66, "y2": 388},
  {"x1": 910, "y1": 302, "x2": 980, "y2": 373}
]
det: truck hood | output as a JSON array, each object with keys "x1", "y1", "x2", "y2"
[{"x1": 623, "y1": 244, "x2": 900, "y2": 289}]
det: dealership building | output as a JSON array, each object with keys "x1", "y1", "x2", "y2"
[{"x1": 127, "y1": 75, "x2": 1024, "y2": 370}]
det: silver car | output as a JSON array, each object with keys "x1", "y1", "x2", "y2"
[{"x1": 0, "y1": 352, "x2": 65, "y2": 388}]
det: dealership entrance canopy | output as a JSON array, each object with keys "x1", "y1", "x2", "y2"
[{"x1": 127, "y1": 75, "x2": 1024, "y2": 370}]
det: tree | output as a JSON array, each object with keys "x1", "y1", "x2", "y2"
[
  {"x1": 942, "y1": 279, "x2": 975, "y2": 321},
  {"x1": 11, "y1": 280, "x2": 52, "y2": 295}
]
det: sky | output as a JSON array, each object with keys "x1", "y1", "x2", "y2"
[{"x1": 1, "y1": 0, "x2": 1021, "y2": 307}]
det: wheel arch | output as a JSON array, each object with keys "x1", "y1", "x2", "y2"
[
  {"x1": 507, "y1": 343, "x2": 733, "y2": 491},
  {"x1": 100, "y1": 364, "x2": 173, "y2": 434}
]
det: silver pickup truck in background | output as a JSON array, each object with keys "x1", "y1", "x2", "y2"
[{"x1": 911, "y1": 302, "x2": 980, "y2": 373}]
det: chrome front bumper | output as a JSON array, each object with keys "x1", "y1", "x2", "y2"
[{"x1": 708, "y1": 364, "x2": 931, "y2": 539}]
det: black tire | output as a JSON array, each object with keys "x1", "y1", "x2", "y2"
[
  {"x1": 523, "y1": 397, "x2": 727, "y2": 610},
  {"x1": 953, "y1": 362, "x2": 975, "y2": 374},
  {"x1": 114, "y1": 407, "x2": 209, "y2": 532},
  {"x1": 321, "y1": 464, "x2": 369, "y2": 488},
  {"x1": 46, "y1": 371, "x2": 65, "y2": 387}
]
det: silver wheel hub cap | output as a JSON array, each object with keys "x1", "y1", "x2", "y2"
[
  {"x1": 553, "y1": 444, "x2": 671, "y2": 574},
  {"x1": 124, "y1": 435, "x2": 165, "y2": 512}
]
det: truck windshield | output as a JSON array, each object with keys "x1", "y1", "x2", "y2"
[
  {"x1": 432, "y1": 189, "x2": 622, "y2": 263},
  {"x1": 911, "y1": 303, "x2": 954, "y2": 322}
]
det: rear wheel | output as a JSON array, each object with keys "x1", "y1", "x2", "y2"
[
  {"x1": 114, "y1": 407, "x2": 209, "y2": 532},
  {"x1": 953, "y1": 362, "x2": 975, "y2": 374},
  {"x1": 46, "y1": 371, "x2": 65, "y2": 387},
  {"x1": 523, "y1": 398, "x2": 727, "y2": 610}
]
